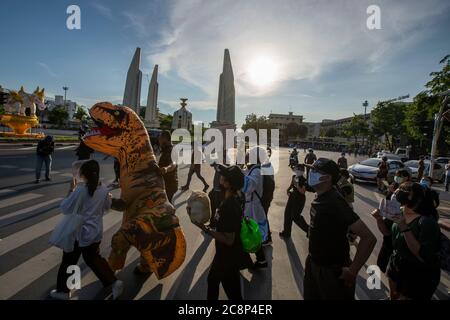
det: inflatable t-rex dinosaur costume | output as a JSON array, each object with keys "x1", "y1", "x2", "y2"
[{"x1": 83, "y1": 102, "x2": 186, "y2": 279}]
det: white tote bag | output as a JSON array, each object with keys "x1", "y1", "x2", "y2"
[{"x1": 49, "y1": 188, "x2": 86, "y2": 252}]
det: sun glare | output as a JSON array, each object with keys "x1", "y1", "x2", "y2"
[{"x1": 247, "y1": 56, "x2": 279, "y2": 88}]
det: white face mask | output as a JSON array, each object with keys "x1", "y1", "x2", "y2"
[{"x1": 308, "y1": 170, "x2": 324, "y2": 187}]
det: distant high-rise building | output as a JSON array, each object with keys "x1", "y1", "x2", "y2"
[{"x1": 123, "y1": 47, "x2": 142, "y2": 114}]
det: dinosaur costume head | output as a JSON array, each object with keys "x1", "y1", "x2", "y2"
[{"x1": 83, "y1": 102, "x2": 186, "y2": 280}]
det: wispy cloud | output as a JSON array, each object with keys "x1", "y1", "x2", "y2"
[
  {"x1": 36, "y1": 62, "x2": 57, "y2": 78},
  {"x1": 91, "y1": 3, "x2": 114, "y2": 20},
  {"x1": 145, "y1": 0, "x2": 449, "y2": 100}
]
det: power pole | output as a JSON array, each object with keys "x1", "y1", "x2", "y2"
[{"x1": 362, "y1": 100, "x2": 369, "y2": 147}]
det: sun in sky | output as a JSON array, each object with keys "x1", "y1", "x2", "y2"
[{"x1": 246, "y1": 56, "x2": 280, "y2": 89}]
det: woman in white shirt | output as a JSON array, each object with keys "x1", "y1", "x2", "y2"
[{"x1": 50, "y1": 160, "x2": 123, "y2": 300}]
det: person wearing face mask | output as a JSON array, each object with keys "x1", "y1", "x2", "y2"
[
  {"x1": 50, "y1": 160, "x2": 123, "y2": 300},
  {"x1": 385, "y1": 182, "x2": 441, "y2": 300},
  {"x1": 279, "y1": 166, "x2": 309, "y2": 239},
  {"x1": 303, "y1": 158, "x2": 376, "y2": 300},
  {"x1": 192, "y1": 165, "x2": 246, "y2": 300},
  {"x1": 372, "y1": 169, "x2": 411, "y2": 299}
]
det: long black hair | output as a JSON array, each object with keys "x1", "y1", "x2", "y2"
[
  {"x1": 396, "y1": 182, "x2": 438, "y2": 219},
  {"x1": 79, "y1": 160, "x2": 100, "y2": 197}
]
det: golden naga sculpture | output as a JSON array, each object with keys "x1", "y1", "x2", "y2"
[
  {"x1": 0, "y1": 86, "x2": 46, "y2": 137},
  {"x1": 82, "y1": 102, "x2": 186, "y2": 279}
]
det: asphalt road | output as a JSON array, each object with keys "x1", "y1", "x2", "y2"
[{"x1": 0, "y1": 146, "x2": 449, "y2": 300}]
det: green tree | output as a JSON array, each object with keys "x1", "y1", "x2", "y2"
[
  {"x1": 342, "y1": 114, "x2": 369, "y2": 146},
  {"x1": 370, "y1": 102, "x2": 407, "y2": 150},
  {"x1": 298, "y1": 124, "x2": 308, "y2": 138},
  {"x1": 48, "y1": 106, "x2": 69, "y2": 127},
  {"x1": 0, "y1": 105, "x2": 4, "y2": 115},
  {"x1": 73, "y1": 107, "x2": 88, "y2": 121},
  {"x1": 159, "y1": 113, "x2": 173, "y2": 130},
  {"x1": 285, "y1": 122, "x2": 300, "y2": 137},
  {"x1": 324, "y1": 127, "x2": 338, "y2": 137},
  {"x1": 404, "y1": 55, "x2": 450, "y2": 154}
]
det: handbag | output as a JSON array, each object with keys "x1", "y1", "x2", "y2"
[
  {"x1": 49, "y1": 187, "x2": 86, "y2": 252},
  {"x1": 240, "y1": 217, "x2": 262, "y2": 253}
]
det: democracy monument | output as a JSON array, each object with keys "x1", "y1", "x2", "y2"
[{"x1": 122, "y1": 47, "x2": 236, "y2": 131}]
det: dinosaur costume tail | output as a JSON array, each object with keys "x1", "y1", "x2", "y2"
[{"x1": 109, "y1": 217, "x2": 186, "y2": 280}]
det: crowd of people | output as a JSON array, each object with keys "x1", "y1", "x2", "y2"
[{"x1": 32, "y1": 130, "x2": 449, "y2": 300}]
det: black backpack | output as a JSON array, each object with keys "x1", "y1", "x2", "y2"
[{"x1": 248, "y1": 165, "x2": 275, "y2": 213}]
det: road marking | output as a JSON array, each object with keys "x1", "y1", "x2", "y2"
[
  {"x1": 0, "y1": 197, "x2": 63, "y2": 225},
  {"x1": 18, "y1": 168, "x2": 35, "y2": 172},
  {"x1": 0, "y1": 209, "x2": 114, "y2": 256},
  {"x1": 0, "y1": 212, "x2": 121, "y2": 299},
  {"x1": 59, "y1": 173, "x2": 74, "y2": 178},
  {"x1": 0, "y1": 193, "x2": 42, "y2": 209},
  {"x1": 19, "y1": 147, "x2": 35, "y2": 151},
  {"x1": 56, "y1": 145, "x2": 76, "y2": 150},
  {"x1": 0, "y1": 189, "x2": 15, "y2": 195},
  {"x1": 0, "y1": 165, "x2": 18, "y2": 169}
]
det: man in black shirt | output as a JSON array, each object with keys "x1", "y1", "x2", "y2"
[
  {"x1": 280, "y1": 174, "x2": 309, "y2": 238},
  {"x1": 192, "y1": 164, "x2": 245, "y2": 300},
  {"x1": 35, "y1": 135, "x2": 55, "y2": 183},
  {"x1": 304, "y1": 158, "x2": 376, "y2": 300}
]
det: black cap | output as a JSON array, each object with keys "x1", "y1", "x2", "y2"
[
  {"x1": 215, "y1": 164, "x2": 244, "y2": 190},
  {"x1": 305, "y1": 158, "x2": 341, "y2": 184}
]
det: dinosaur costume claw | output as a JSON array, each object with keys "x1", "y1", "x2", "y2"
[{"x1": 83, "y1": 102, "x2": 186, "y2": 279}]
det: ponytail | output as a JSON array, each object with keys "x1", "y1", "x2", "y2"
[{"x1": 80, "y1": 160, "x2": 100, "y2": 197}]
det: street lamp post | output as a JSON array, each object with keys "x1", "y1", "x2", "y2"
[
  {"x1": 362, "y1": 100, "x2": 369, "y2": 148},
  {"x1": 62, "y1": 86, "x2": 69, "y2": 107}
]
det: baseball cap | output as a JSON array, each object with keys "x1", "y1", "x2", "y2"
[
  {"x1": 305, "y1": 158, "x2": 341, "y2": 184},
  {"x1": 214, "y1": 164, "x2": 245, "y2": 190}
]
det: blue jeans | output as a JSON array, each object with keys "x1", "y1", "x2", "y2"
[{"x1": 36, "y1": 154, "x2": 52, "y2": 180}]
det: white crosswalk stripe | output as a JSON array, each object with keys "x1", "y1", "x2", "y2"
[
  {"x1": 0, "y1": 165, "x2": 18, "y2": 169},
  {"x1": 0, "y1": 197, "x2": 62, "y2": 225},
  {"x1": 0, "y1": 193, "x2": 42, "y2": 209},
  {"x1": 0, "y1": 211, "x2": 122, "y2": 299},
  {"x1": 0, "y1": 189, "x2": 15, "y2": 195}
]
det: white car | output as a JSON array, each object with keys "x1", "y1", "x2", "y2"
[
  {"x1": 377, "y1": 152, "x2": 402, "y2": 161},
  {"x1": 348, "y1": 158, "x2": 411, "y2": 184},
  {"x1": 436, "y1": 157, "x2": 450, "y2": 165},
  {"x1": 404, "y1": 160, "x2": 446, "y2": 182}
]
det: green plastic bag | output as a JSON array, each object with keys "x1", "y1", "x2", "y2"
[{"x1": 240, "y1": 217, "x2": 262, "y2": 253}]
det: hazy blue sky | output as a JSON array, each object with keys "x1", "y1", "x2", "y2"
[{"x1": 1, "y1": 0, "x2": 449, "y2": 126}]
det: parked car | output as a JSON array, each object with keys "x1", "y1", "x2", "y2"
[
  {"x1": 348, "y1": 158, "x2": 411, "y2": 184},
  {"x1": 395, "y1": 147, "x2": 410, "y2": 162},
  {"x1": 436, "y1": 157, "x2": 450, "y2": 165},
  {"x1": 377, "y1": 152, "x2": 402, "y2": 161},
  {"x1": 404, "y1": 160, "x2": 445, "y2": 182}
]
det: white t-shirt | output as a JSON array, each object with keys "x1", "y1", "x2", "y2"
[{"x1": 60, "y1": 183, "x2": 111, "y2": 247}]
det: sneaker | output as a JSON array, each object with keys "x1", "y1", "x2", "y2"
[
  {"x1": 253, "y1": 260, "x2": 268, "y2": 269},
  {"x1": 112, "y1": 280, "x2": 124, "y2": 300},
  {"x1": 45, "y1": 177, "x2": 51, "y2": 181},
  {"x1": 279, "y1": 231, "x2": 291, "y2": 239},
  {"x1": 35, "y1": 179, "x2": 40, "y2": 184},
  {"x1": 49, "y1": 289, "x2": 70, "y2": 300}
]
